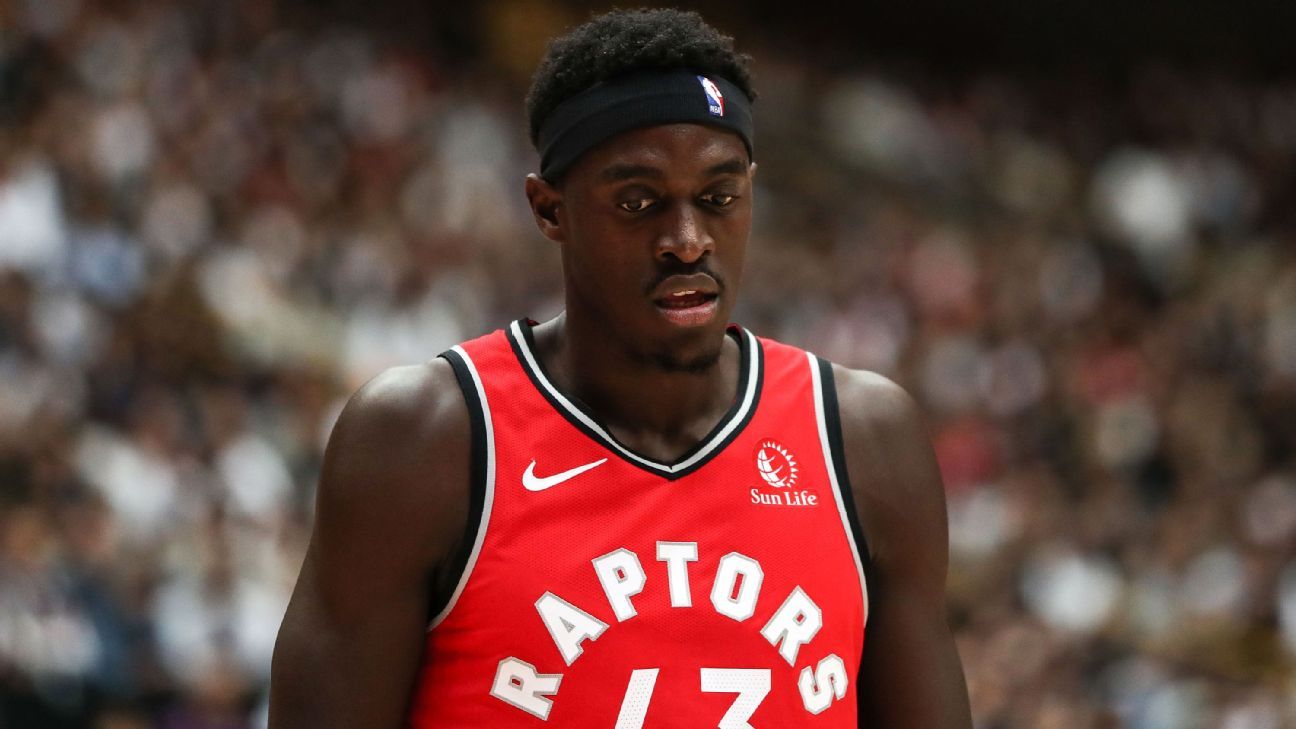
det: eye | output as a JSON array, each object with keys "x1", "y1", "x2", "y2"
[
  {"x1": 703, "y1": 193, "x2": 736, "y2": 207},
  {"x1": 619, "y1": 198, "x2": 657, "y2": 213}
]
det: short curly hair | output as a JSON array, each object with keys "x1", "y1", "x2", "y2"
[{"x1": 525, "y1": 8, "x2": 756, "y2": 149}]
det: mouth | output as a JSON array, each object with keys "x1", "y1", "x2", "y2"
[{"x1": 651, "y1": 275, "x2": 721, "y2": 327}]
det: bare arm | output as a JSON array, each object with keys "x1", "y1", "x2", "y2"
[
  {"x1": 269, "y1": 360, "x2": 471, "y2": 728},
  {"x1": 832, "y1": 365, "x2": 972, "y2": 729}
]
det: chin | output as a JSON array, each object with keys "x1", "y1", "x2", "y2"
[
  {"x1": 637, "y1": 322, "x2": 729, "y2": 374},
  {"x1": 646, "y1": 345, "x2": 724, "y2": 374}
]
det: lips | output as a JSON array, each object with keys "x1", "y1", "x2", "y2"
[
  {"x1": 650, "y1": 273, "x2": 720, "y2": 301},
  {"x1": 651, "y1": 273, "x2": 721, "y2": 326},
  {"x1": 657, "y1": 289, "x2": 716, "y2": 309}
]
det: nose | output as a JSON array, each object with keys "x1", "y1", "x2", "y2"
[{"x1": 654, "y1": 202, "x2": 714, "y2": 263}]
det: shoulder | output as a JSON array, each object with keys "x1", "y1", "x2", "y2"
[
  {"x1": 317, "y1": 358, "x2": 473, "y2": 573},
  {"x1": 828, "y1": 364, "x2": 929, "y2": 455},
  {"x1": 327, "y1": 358, "x2": 470, "y2": 477},
  {"x1": 825, "y1": 363, "x2": 947, "y2": 570},
  {"x1": 340, "y1": 358, "x2": 468, "y2": 434}
]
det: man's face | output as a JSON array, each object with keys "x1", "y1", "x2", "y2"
[{"x1": 531, "y1": 123, "x2": 754, "y2": 372}]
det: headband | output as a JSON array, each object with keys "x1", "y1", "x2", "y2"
[{"x1": 536, "y1": 70, "x2": 755, "y2": 181}]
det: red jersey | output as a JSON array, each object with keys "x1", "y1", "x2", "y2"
[{"x1": 406, "y1": 320, "x2": 870, "y2": 728}]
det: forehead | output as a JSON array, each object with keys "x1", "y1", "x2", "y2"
[{"x1": 565, "y1": 123, "x2": 750, "y2": 184}]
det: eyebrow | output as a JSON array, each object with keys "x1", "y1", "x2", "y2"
[{"x1": 598, "y1": 158, "x2": 749, "y2": 183}]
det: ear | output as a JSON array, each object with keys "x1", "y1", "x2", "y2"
[
  {"x1": 749, "y1": 161, "x2": 758, "y2": 179},
  {"x1": 525, "y1": 173, "x2": 566, "y2": 243}
]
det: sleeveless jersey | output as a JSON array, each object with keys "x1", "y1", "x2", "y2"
[{"x1": 406, "y1": 320, "x2": 870, "y2": 728}]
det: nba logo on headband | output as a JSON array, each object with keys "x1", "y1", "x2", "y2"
[{"x1": 698, "y1": 76, "x2": 725, "y2": 116}]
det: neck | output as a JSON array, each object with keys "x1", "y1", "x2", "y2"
[{"x1": 531, "y1": 311, "x2": 741, "y2": 462}]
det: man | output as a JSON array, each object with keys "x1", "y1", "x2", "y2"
[{"x1": 270, "y1": 9, "x2": 971, "y2": 728}]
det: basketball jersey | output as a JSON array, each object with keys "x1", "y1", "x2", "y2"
[{"x1": 405, "y1": 320, "x2": 870, "y2": 728}]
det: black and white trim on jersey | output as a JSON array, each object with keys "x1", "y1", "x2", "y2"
[
  {"x1": 506, "y1": 319, "x2": 764, "y2": 481},
  {"x1": 808, "y1": 354, "x2": 871, "y2": 621},
  {"x1": 428, "y1": 345, "x2": 497, "y2": 630}
]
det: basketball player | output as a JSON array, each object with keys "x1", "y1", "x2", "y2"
[{"x1": 270, "y1": 9, "x2": 971, "y2": 728}]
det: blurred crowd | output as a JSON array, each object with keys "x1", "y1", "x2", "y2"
[{"x1": 1, "y1": 1, "x2": 1294, "y2": 728}]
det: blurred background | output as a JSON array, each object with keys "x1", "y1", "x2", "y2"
[{"x1": 2, "y1": 0, "x2": 1295, "y2": 727}]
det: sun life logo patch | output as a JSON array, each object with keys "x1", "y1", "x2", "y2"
[
  {"x1": 754, "y1": 439, "x2": 798, "y2": 489},
  {"x1": 698, "y1": 76, "x2": 725, "y2": 117}
]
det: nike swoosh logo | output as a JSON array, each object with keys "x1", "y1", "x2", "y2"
[{"x1": 522, "y1": 458, "x2": 608, "y2": 492}]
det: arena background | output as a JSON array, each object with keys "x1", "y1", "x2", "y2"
[{"x1": 2, "y1": 1, "x2": 1295, "y2": 727}]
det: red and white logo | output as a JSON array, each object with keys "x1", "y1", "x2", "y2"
[
  {"x1": 754, "y1": 439, "x2": 798, "y2": 489},
  {"x1": 698, "y1": 75, "x2": 725, "y2": 117}
]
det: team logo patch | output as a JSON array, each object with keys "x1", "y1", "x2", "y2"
[
  {"x1": 754, "y1": 439, "x2": 798, "y2": 488},
  {"x1": 698, "y1": 76, "x2": 725, "y2": 117}
]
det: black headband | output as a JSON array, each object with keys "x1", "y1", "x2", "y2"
[{"x1": 536, "y1": 70, "x2": 755, "y2": 181}]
